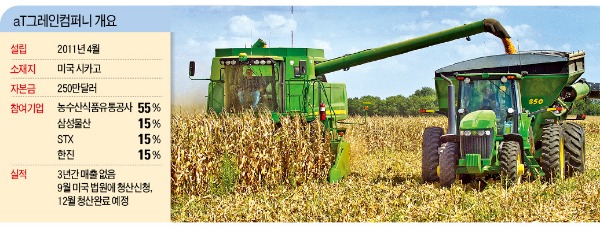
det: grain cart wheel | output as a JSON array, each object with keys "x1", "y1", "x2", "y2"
[
  {"x1": 562, "y1": 122, "x2": 585, "y2": 177},
  {"x1": 422, "y1": 127, "x2": 444, "y2": 183},
  {"x1": 540, "y1": 124, "x2": 565, "y2": 181},
  {"x1": 500, "y1": 141, "x2": 523, "y2": 187},
  {"x1": 439, "y1": 142, "x2": 459, "y2": 188}
]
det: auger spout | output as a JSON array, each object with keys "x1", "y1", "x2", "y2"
[{"x1": 314, "y1": 18, "x2": 514, "y2": 76}]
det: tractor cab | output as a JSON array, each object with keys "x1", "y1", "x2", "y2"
[{"x1": 456, "y1": 73, "x2": 521, "y2": 136}]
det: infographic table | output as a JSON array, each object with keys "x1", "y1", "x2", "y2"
[{"x1": 0, "y1": 31, "x2": 171, "y2": 221}]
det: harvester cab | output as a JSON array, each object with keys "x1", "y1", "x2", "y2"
[
  {"x1": 424, "y1": 50, "x2": 600, "y2": 187},
  {"x1": 217, "y1": 55, "x2": 280, "y2": 111}
]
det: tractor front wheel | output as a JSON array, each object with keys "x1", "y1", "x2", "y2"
[
  {"x1": 439, "y1": 142, "x2": 458, "y2": 188},
  {"x1": 500, "y1": 141, "x2": 523, "y2": 187},
  {"x1": 562, "y1": 122, "x2": 585, "y2": 177},
  {"x1": 422, "y1": 127, "x2": 443, "y2": 183},
  {"x1": 540, "y1": 124, "x2": 565, "y2": 181}
]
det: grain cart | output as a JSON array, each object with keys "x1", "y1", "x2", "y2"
[
  {"x1": 422, "y1": 51, "x2": 600, "y2": 187},
  {"x1": 190, "y1": 19, "x2": 515, "y2": 182}
]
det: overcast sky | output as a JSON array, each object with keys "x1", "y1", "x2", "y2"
[{"x1": 171, "y1": 6, "x2": 600, "y2": 105}]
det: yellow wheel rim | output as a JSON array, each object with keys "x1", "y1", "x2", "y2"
[
  {"x1": 559, "y1": 137, "x2": 565, "y2": 179},
  {"x1": 436, "y1": 165, "x2": 440, "y2": 177},
  {"x1": 516, "y1": 150, "x2": 523, "y2": 183},
  {"x1": 517, "y1": 151, "x2": 524, "y2": 177}
]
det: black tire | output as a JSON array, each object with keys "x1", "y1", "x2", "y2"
[
  {"x1": 540, "y1": 124, "x2": 565, "y2": 181},
  {"x1": 459, "y1": 174, "x2": 473, "y2": 184},
  {"x1": 562, "y1": 122, "x2": 585, "y2": 176},
  {"x1": 439, "y1": 142, "x2": 459, "y2": 188},
  {"x1": 422, "y1": 127, "x2": 444, "y2": 183},
  {"x1": 500, "y1": 141, "x2": 522, "y2": 186}
]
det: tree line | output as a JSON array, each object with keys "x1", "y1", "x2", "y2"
[
  {"x1": 570, "y1": 99, "x2": 600, "y2": 116},
  {"x1": 348, "y1": 87, "x2": 600, "y2": 116},
  {"x1": 348, "y1": 87, "x2": 438, "y2": 116}
]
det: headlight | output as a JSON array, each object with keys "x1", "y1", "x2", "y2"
[
  {"x1": 477, "y1": 130, "x2": 485, "y2": 136},
  {"x1": 463, "y1": 130, "x2": 471, "y2": 136},
  {"x1": 485, "y1": 130, "x2": 491, "y2": 136}
]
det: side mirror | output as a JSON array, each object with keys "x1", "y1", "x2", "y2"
[
  {"x1": 189, "y1": 61, "x2": 196, "y2": 76},
  {"x1": 299, "y1": 60, "x2": 307, "y2": 75},
  {"x1": 506, "y1": 107, "x2": 515, "y2": 117},
  {"x1": 362, "y1": 101, "x2": 371, "y2": 112},
  {"x1": 294, "y1": 60, "x2": 307, "y2": 77}
]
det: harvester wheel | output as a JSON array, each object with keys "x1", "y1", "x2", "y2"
[
  {"x1": 500, "y1": 141, "x2": 522, "y2": 186},
  {"x1": 562, "y1": 122, "x2": 585, "y2": 176},
  {"x1": 540, "y1": 124, "x2": 565, "y2": 181},
  {"x1": 422, "y1": 127, "x2": 444, "y2": 183},
  {"x1": 439, "y1": 142, "x2": 458, "y2": 188}
]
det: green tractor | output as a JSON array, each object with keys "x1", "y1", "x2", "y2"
[
  {"x1": 190, "y1": 18, "x2": 517, "y2": 183},
  {"x1": 423, "y1": 51, "x2": 600, "y2": 187}
]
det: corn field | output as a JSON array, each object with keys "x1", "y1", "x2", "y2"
[
  {"x1": 171, "y1": 111, "x2": 600, "y2": 222},
  {"x1": 171, "y1": 111, "x2": 332, "y2": 195}
]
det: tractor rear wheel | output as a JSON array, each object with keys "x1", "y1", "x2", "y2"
[
  {"x1": 500, "y1": 141, "x2": 522, "y2": 187},
  {"x1": 422, "y1": 127, "x2": 443, "y2": 183},
  {"x1": 540, "y1": 124, "x2": 565, "y2": 181},
  {"x1": 562, "y1": 122, "x2": 585, "y2": 177},
  {"x1": 439, "y1": 142, "x2": 458, "y2": 188}
]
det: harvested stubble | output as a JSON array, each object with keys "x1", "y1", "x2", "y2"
[
  {"x1": 172, "y1": 114, "x2": 600, "y2": 222},
  {"x1": 171, "y1": 111, "x2": 332, "y2": 195}
]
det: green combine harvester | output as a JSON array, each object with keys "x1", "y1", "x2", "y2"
[
  {"x1": 190, "y1": 18, "x2": 594, "y2": 184},
  {"x1": 423, "y1": 51, "x2": 600, "y2": 187}
]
